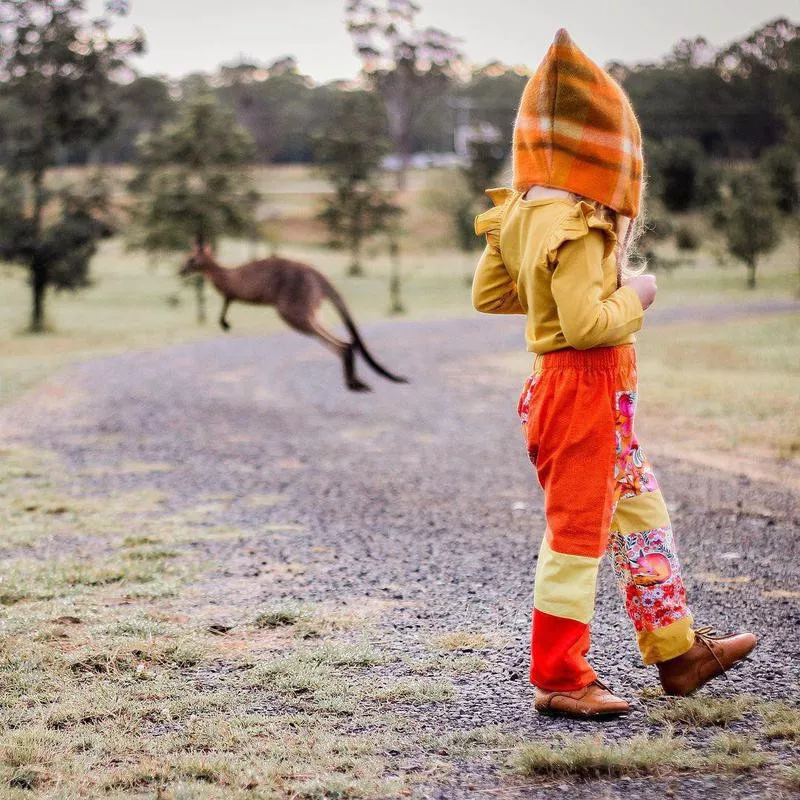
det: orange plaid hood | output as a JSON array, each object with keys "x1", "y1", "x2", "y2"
[{"x1": 513, "y1": 29, "x2": 643, "y2": 218}]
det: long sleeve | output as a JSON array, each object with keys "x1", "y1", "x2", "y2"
[
  {"x1": 472, "y1": 242, "x2": 526, "y2": 314},
  {"x1": 472, "y1": 189, "x2": 525, "y2": 315},
  {"x1": 550, "y1": 229, "x2": 643, "y2": 350}
]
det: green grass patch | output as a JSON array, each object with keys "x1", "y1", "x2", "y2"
[
  {"x1": 647, "y1": 695, "x2": 753, "y2": 726},
  {"x1": 513, "y1": 733, "x2": 692, "y2": 778},
  {"x1": 253, "y1": 603, "x2": 367, "y2": 639},
  {"x1": 371, "y1": 678, "x2": 456, "y2": 704},
  {"x1": 431, "y1": 631, "x2": 492, "y2": 651},
  {"x1": 705, "y1": 733, "x2": 770, "y2": 772},
  {"x1": 756, "y1": 701, "x2": 800, "y2": 741},
  {"x1": 781, "y1": 764, "x2": 800, "y2": 792},
  {"x1": 407, "y1": 654, "x2": 489, "y2": 674},
  {"x1": 637, "y1": 313, "x2": 800, "y2": 465}
]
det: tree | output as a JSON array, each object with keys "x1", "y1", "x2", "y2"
[
  {"x1": 0, "y1": 0, "x2": 143, "y2": 332},
  {"x1": 216, "y1": 57, "x2": 320, "y2": 163},
  {"x1": 718, "y1": 168, "x2": 781, "y2": 289},
  {"x1": 127, "y1": 94, "x2": 261, "y2": 323},
  {"x1": 315, "y1": 92, "x2": 401, "y2": 277},
  {"x1": 760, "y1": 142, "x2": 800, "y2": 294},
  {"x1": 345, "y1": 0, "x2": 461, "y2": 189},
  {"x1": 96, "y1": 76, "x2": 176, "y2": 164},
  {"x1": 622, "y1": 19, "x2": 799, "y2": 159},
  {"x1": 647, "y1": 138, "x2": 718, "y2": 212},
  {"x1": 760, "y1": 144, "x2": 799, "y2": 214}
]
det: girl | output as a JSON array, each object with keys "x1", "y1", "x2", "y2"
[{"x1": 473, "y1": 29, "x2": 756, "y2": 718}]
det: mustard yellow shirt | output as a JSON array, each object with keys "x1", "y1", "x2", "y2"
[{"x1": 472, "y1": 188, "x2": 644, "y2": 353}]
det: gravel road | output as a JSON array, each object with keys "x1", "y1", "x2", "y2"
[{"x1": 2, "y1": 306, "x2": 798, "y2": 799}]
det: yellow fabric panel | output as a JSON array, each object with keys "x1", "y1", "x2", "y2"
[
  {"x1": 533, "y1": 536, "x2": 601, "y2": 624},
  {"x1": 612, "y1": 489, "x2": 670, "y2": 535},
  {"x1": 472, "y1": 192, "x2": 643, "y2": 353},
  {"x1": 637, "y1": 614, "x2": 695, "y2": 665}
]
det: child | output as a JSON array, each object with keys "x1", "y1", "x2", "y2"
[{"x1": 472, "y1": 29, "x2": 756, "y2": 718}]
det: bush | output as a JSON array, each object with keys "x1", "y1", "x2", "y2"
[
  {"x1": 648, "y1": 138, "x2": 718, "y2": 212},
  {"x1": 760, "y1": 144, "x2": 799, "y2": 214},
  {"x1": 675, "y1": 224, "x2": 700, "y2": 251}
]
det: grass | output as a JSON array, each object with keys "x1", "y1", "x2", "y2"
[
  {"x1": 781, "y1": 764, "x2": 800, "y2": 792},
  {"x1": 513, "y1": 732, "x2": 693, "y2": 778},
  {"x1": 253, "y1": 603, "x2": 365, "y2": 639},
  {"x1": 636, "y1": 313, "x2": 800, "y2": 468},
  {"x1": 512, "y1": 731, "x2": 770, "y2": 779},
  {"x1": 757, "y1": 701, "x2": 800, "y2": 742},
  {"x1": 0, "y1": 445, "x2": 447, "y2": 796},
  {"x1": 431, "y1": 631, "x2": 492, "y2": 651},
  {"x1": 647, "y1": 696, "x2": 754, "y2": 726}
]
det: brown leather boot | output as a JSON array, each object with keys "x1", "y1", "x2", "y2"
[
  {"x1": 657, "y1": 626, "x2": 757, "y2": 696},
  {"x1": 535, "y1": 679, "x2": 631, "y2": 718}
]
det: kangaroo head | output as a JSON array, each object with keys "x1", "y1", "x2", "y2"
[{"x1": 180, "y1": 243, "x2": 217, "y2": 277}]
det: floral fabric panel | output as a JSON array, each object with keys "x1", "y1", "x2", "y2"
[
  {"x1": 615, "y1": 391, "x2": 658, "y2": 500},
  {"x1": 607, "y1": 525, "x2": 689, "y2": 632},
  {"x1": 517, "y1": 373, "x2": 538, "y2": 426}
]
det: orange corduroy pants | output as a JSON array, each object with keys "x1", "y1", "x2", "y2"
[{"x1": 518, "y1": 345, "x2": 694, "y2": 692}]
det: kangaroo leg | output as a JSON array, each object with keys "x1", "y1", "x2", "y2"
[
  {"x1": 219, "y1": 297, "x2": 231, "y2": 331},
  {"x1": 310, "y1": 318, "x2": 371, "y2": 393},
  {"x1": 276, "y1": 305, "x2": 371, "y2": 392}
]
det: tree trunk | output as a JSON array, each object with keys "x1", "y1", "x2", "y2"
[
  {"x1": 348, "y1": 220, "x2": 364, "y2": 277},
  {"x1": 30, "y1": 260, "x2": 48, "y2": 333},
  {"x1": 194, "y1": 274, "x2": 207, "y2": 325},
  {"x1": 29, "y1": 168, "x2": 48, "y2": 333},
  {"x1": 388, "y1": 238, "x2": 405, "y2": 315},
  {"x1": 394, "y1": 153, "x2": 409, "y2": 193},
  {"x1": 746, "y1": 258, "x2": 757, "y2": 289},
  {"x1": 348, "y1": 248, "x2": 364, "y2": 277}
]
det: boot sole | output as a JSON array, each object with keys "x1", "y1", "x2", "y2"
[{"x1": 535, "y1": 705, "x2": 631, "y2": 720}]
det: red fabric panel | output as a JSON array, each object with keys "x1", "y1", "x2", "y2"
[{"x1": 531, "y1": 608, "x2": 597, "y2": 691}]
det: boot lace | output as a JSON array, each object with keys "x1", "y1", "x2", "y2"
[{"x1": 693, "y1": 626, "x2": 729, "y2": 680}]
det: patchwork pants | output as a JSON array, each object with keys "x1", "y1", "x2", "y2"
[{"x1": 518, "y1": 345, "x2": 694, "y2": 692}]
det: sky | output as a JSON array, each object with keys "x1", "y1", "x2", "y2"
[{"x1": 89, "y1": 0, "x2": 800, "y2": 82}]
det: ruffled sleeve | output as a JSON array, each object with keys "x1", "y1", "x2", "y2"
[
  {"x1": 545, "y1": 200, "x2": 617, "y2": 267},
  {"x1": 547, "y1": 201, "x2": 643, "y2": 350},
  {"x1": 472, "y1": 188, "x2": 524, "y2": 315}
]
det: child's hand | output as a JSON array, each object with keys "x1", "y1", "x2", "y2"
[{"x1": 623, "y1": 274, "x2": 658, "y2": 310}]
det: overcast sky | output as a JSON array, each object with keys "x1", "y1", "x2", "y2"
[{"x1": 89, "y1": 0, "x2": 799, "y2": 82}]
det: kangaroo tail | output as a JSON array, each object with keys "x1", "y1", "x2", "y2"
[{"x1": 326, "y1": 286, "x2": 408, "y2": 384}]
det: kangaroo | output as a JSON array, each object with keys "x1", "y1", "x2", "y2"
[{"x1": 179, "y1": 244, "x2": 408, "y2": 392}]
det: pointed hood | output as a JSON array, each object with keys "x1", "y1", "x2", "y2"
[{"x1": 513, "y1": 29, "x2": 643, "y2": 218}]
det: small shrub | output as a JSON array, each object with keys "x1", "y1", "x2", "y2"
[{"x1": 675, "y1": 224, "x2": 700, "y2": 251}]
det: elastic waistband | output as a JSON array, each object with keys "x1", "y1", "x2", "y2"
[{"x1": 534, "y1": 344, "x2": 636, "y2": 373}]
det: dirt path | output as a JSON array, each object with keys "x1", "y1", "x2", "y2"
[{"x1": 1, "y1": 306, "x2": 798, "y2": 798}]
